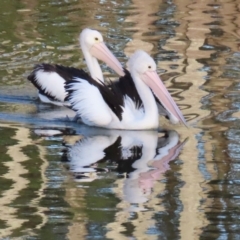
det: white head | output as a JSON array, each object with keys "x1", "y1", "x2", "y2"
[
  {"x1": 127, "y1": 50, "x2": 157, "y2": 75},
  {"x1": 79, "y1": 28, "x2": 124, "y2": 78},
  {"x1": 128, "y1": 50, "x2": 187, "y2": 126},
  {"x1": 80, "y1": 28, "x2": 104, "y2": 50}
]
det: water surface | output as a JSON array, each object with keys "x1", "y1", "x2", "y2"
[{"x1": 0, "y1": 0, "x2": 240, "y2": 239}]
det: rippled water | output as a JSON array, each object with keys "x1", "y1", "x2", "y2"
[{"x1": 0, "y1": 0, "x2": 240, "y2": 239}]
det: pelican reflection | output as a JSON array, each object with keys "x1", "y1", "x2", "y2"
[{"x1": 63, "y1": 130, "x2": 187, "y2": 204}]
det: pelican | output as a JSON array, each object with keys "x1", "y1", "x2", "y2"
[
  {"x1": 65, "y1": 50, "x2": 187, "y2": 130},
  {"x1": 27, "y1": 28, "x2": 124, "y2": 106}
]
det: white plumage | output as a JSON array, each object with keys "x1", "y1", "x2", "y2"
[
  {"x1": 66, "y1": 50, "x2": 187, "y2": 130},
  {"x1": 35, "y1": 70, "x2": 67, "y2": 104},
  {"x1": 28, "y1": 28, "x2": 124, "y2": 106},
  {"x1": 67, "y1": 78, "x2": 114, "y2": 127}
]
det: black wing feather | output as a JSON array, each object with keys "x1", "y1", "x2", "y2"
[
  {"x1": 110, "y1": 69, "x2": 143, "y2": 109},
  {"x1": 27, "y1": 63, "x2": 88, "y2": 101},
  {"x1": 65, "y1": 70, "x2": 124, "y2": 121}
]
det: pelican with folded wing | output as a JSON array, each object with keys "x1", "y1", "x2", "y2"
[{"x1": 65, "y1": 50, "x2": 187, "y2": 130}]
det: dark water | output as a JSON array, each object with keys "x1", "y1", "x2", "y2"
[{"x1": 0, "y1": 0, "x2": 240, "y2": 239}]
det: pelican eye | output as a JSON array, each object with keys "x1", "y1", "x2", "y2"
[
  {"x1": 95, "y1": 37, "x2": 99, "y2": 41},
  {"x1": 148, "y1": 66, "x2": 151, "y2": 69}
]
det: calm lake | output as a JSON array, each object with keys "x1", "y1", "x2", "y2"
[{"x1": 0, "y1": 0, "x2": 240, "y2": 239}]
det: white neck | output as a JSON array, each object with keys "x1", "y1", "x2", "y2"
[
  {"x1": 81, "y1": 47, "x2": 104, "y2": 83},
  {"x1": 131, "y1": 71, "x2": 159, "y2": 129}
]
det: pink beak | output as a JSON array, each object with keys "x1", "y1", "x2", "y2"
[
  {"x1": 142, "y1": 71, "x2": 188, "y2": 127},
  {"x1": 90, "y1": 42, "x2": 125, "y2": 77}
]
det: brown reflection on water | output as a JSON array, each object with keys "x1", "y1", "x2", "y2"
[
  {"x1": 169, "y1": 0, "x2": 240, "y2": 237},
  {"x1": 0, "y1": 123, "x2": 48, "y2": 238},
  {"x1": 0, "y1": 125, "x2": 29, "y2": 237},
  {"x1": 168, "y1": 1, "x2": 213, "y2": 238},
  {"x1": 220, "y1": 2, "x2": 240, "y2": 46},
  {"x1": 63, "y1": 135, "x2": 87, "y2": 240},
  {"x1": 200, "y1": 1, "x2": 240, "y2": 238},
  {"x1": 65, "y1": 185, "x2": 87, "y2": 240},
  {"x1": 32, "y1": 140, "x2": 49, "y2": 231},
  {"x1": 161, "y1": 2, "x2": 210, "y2": 126},
  {"x1": 106, "y1": 170, "x2": 165, "y2": 240},
  {"x1": 119, "y1": 0, "x2": 219, "y2": 236},
  {"x1": 102, "y1": 0, "x2": 211, "y2": 238},
  {"x1": 137, "y1": 0, "x2": 240, "y2": 238},
  {"x1": 0, "y1": 124, "x2": 48, "y2": 238},
  {"x1": 203, "y1": 1, "x2": 240, "y2": 124},
  {"x1": 124, "y1": 0, "x2": 162, "y2": 56},
  {"x1": 171, "y1": 0, "x2": 240, "y2": 238}
]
